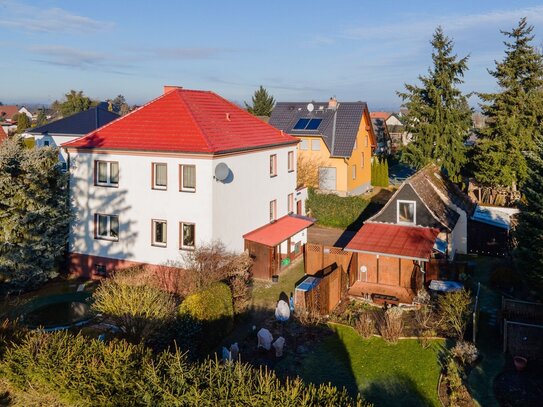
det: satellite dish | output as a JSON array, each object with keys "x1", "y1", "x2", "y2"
[
  {"x1": 214, "y1": 162, "x2": 230, "y2": 181},
  {"x1": 307, "y1": 103, "x2": 314, "y2": 112}
]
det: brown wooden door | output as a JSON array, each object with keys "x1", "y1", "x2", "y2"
[{"x1": 296, "y1": 200, "x2": 302, "y2": 215}]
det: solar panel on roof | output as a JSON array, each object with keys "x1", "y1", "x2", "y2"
[
  {"x1": 293, "y1": 118, "x2": 310, "y2": 129},
  {"x1": 305, "y1": 118, "x2": 322, "y2": 130}
]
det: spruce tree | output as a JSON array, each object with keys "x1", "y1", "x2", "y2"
[
  {"x1": 383, "y1": 158, "x2": 389, "y2": 187},
  {"x1": 244, "y1": 86, "x2": 276, "y2": 116},
  {"x1": 473, "y1": 18, "x2": 543, "y2": 189},
  {"x1": 398, "y1": 27, "x2": 472, "y2": 182},
  {"x1": 0, "y1": 137, "x2": 71, "y2": 289},
  {"x1": 515, "y1": 137, "x2": 543, "y2": 296}
]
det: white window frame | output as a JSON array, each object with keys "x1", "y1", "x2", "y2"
[
  {"x1": 152, "y1": 163, "x2": 168, "y2": 190},
  {"x1": 299, "y1": 139, "x2": 309, "y2": 150},
  {"x1": 311, "y1": 139, "x2": 320, "y2": 151},
  {"x1": 179, "y1": 164, "x2": 196, "y2": 192},
  {"x1": 179, "y1": 222, "x2": 196, "y2": 250},
  {"x1": 397, "y1": 200, "x2": 416, "y2": 225},
  {"x1": 270, "y1": 199, "x2": 277, "y2": 222},
  {"x1": 152, "y1": 219, "x2": 167, "y2": 247},
  {"x1": 270, "y1": 154, "x2": 277, "y2": 177},
  {"x1": 95, "y1": 214, "x2": 119, "y2": 241},
  {"x1": 95, "y1": 160, "x2": 119, "y2": 187},
  {"x1": 288, "y1": 151, "x2": 294, "y2": 172}
]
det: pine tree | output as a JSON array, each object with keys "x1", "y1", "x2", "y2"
[
  {"x1": 398, "y1": 27, "x2": 472, "y2": 182},
  {"x1": 0, "y1": 137, "x2": 71, "y2": 289},
  {"x1": 515, "y1": 137, "x2": 543, "y2": 296},
  {"x1": 473, "y1": 18, "x2": 543, "y2": 189},
  {"x1": 244, "y1": 86, "x2": 276, "y2": 117},
  {"x1": 53, "y1": 90, "x2": 95, "y2": 118},
  {"x1": 15, "y1": 113, "x2": 31, "y2": 134},
  {"x1": 36, "y1": 109, "x2": 48, "y2": 127}
]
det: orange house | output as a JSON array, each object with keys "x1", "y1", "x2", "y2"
[{"x1": 270, "y1": 98, "x2": 376, "y2": 196}]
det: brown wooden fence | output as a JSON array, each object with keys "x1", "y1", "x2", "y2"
[
  {"x1": 502, "y1": 298, "x2": 543, "y2": 361},
  {"x1": 304, "y1": 243, "x2": 353, "y2": 276},
  {"x1": 303, "y1": 264, "x2": 348, "y2": 315}
]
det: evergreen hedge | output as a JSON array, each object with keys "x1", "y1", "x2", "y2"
[
  {"x1": 1, "y1": 330, "x2": 368, "y2": 406},
  {"x1": 371, "y1": 158, "x2": 389, "y2": 187}
]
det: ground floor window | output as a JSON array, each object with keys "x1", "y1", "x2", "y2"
[
  {"x1": 152, "y1": 219, "x2": 167, "y2": 246},
  {"x1": 95, "y1": 214, "x2": 119, "y2": 241},
  {"x1": 180, "y1": 222, "x2": 195, "y2": 250}
]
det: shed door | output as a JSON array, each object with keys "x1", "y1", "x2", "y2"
[{"x1": 319, "y1": 167, "x2": 336, "y2": 191}]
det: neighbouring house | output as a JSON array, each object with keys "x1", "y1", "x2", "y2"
[
  {"x1": 269, "y1": 98, "x2": 376, "y2": 196},
  {"x1": 383, "y1": 113, "x2": 410, "y2": 148},
  {"x1": 0, "y1": 105, "x2": 32, "y2": 122},
  {"x1": 24, "y1": 102, "x2": 119, "y2": 167},
  {"x1": 369, "y1": 112, "x2": 392, "y2": 156},
  {"x1": 62, "y1": 86, "x2": 312, "y2": 280},
  {"x1": 366, "y1": 164, "x2": 475, "y2": 260},
  {"x1": 468, "y1": 205, "x2": 518, "y2": 257}
]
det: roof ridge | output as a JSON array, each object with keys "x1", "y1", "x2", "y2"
[{"x1": 174, "y1": 90, "x2": 214, "y2": 152}]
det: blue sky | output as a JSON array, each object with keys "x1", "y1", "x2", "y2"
[{"x1": 1, "y1": 0, "x2": 542, "y2": 110}]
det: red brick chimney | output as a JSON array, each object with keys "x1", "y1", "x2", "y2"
[
  {"x1": 163, "y1": 85, "x2": 183, "y2": 94},
  {"x1": 328, "y1": 97, "x2": 338, "y2": 110}
]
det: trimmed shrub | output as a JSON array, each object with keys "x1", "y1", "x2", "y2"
[
  {"x1": 306, "y1": 188, "x2": 369, "y2": 229},
  {"x1": 179, "y1": 282, "x2": 234, "y2": 347},
  {"x1": 438, "y1": 289, "x2": 472, "y2": 339},
  {"x1": 355, "y1": 312, "x2": 375, "y2": 338},
  {"x1": 377, "y1": 307, "x2": 404, "y2": 343},
  {"x1": 451, "y1": 341, "x2": 479, "y2": 367}
]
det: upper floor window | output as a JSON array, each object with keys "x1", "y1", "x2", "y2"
[
  {"x1": 365, "y1": 135, "x2": 369, "y2": 147},
  {"x1": 270, "y1": 155, "x2": 277, "y2": 177},
  {"x1": 299, "y1": 139, "x2": 309, "y2": 150},
  {"x1": 311, "y1": 139, "x2": 320, "y2": 151},
  {"x1": 269, "y1": 199, "x2": 277, "y2": 222},
  {"x1": 180, "y1": 222, "x2": 195, "y2": 250},
  {"x1": 361, "y1": 152, "x2": 365, "y2": 168},
  {"x1": 152, "y1": 163, "x2": 167, "y2": 190},
  {"x1": 95, "y1": 160, "x2": 119, "y2": 187},
  {"x1": 397, "y1": 200, "x2": 416, "y2": 224},
  {"x1": 288, "y1": 193, "x2": 294, "y2": 213},
  {"x1": 288, "y1": 151, "x2": 294, "y2": 172},
  {"x1": 152, "y1": 219, "x2": 167, "y2": 247},
  {"x1": 95, "y1": 214, "x2": 119, "y2": 241},
  {"x1": 352, "y1": 165, "x2": 356, "y2": 180},
  {"x1": 180, "y1": 164, "x2": 196, "y2": 192}
]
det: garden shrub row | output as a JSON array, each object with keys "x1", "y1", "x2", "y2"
[
  {"x1": 0, "y1": 330, "x2": 368, "y2": 407},
  {"x1": 306, "y1": 188, "x2": 369, "y2": 229}
]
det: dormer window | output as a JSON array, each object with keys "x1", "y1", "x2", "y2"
[{"x1": 397, "y1": 200, "x2": 416, "y2": 224}]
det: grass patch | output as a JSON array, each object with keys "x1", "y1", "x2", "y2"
[
  {"x1": 307, "y1": 188, "x2": 369, "y2": 229},
  {"x1": 285, "y1": 323, "x2": 445, "y2": 407},
  {"x1": 251, "y1": 260, "x2": 305, "y2": 310}
]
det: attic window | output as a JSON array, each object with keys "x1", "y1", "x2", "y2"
[
  {"x1": 397, "y1": 200, "x2": 416, "y2": 224},
  {"x1": 293, "y1": 118, "x2": 322, "y2": 131}
]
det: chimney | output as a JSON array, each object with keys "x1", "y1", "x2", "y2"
[
  {"x1": 163, "y1": 85, "x2": 183, "y2": 94},
  {"x1": 225, "y1": 113, "x2": 231, "y2": 121},
  {"x1": 328, "y1": 97, "x2": 338, "y2": 110}
]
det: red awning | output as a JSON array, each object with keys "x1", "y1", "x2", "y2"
[
  {"x1": 345, "y1": 223, "x2": 439, "y2": 261},
  {"x1": 243, "y1": 215, "x2": 314, "y2": 247}
]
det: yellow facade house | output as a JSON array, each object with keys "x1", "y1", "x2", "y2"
[{"x1": 270, "y1": 98, "x2": 376, "y2": 195}]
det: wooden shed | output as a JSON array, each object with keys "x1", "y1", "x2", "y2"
[{"x1": 243, "y1": 215, "x2": 314, "y2": 280}]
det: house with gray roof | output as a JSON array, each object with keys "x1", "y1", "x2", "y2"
[{"x1": 269, "y1": 98, "x2": 376, "y2": 195}]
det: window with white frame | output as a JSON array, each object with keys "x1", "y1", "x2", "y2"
[
  {"x1": 179, "y1": 222, "x2": 195, "y2": 250},
  {"x1": 179, "y1": 164, "x2": 196, "y2": 192},
  {"x1": 270, "y1": 154, "x2": 277, "y2": 177},
  {"x1": 311, "y1": 139, "x2": 320, "y2": 151},
  {"x1": 152, "y1": 163, "x2": 167, "y2": 189},
  {"x1": 299, "y1": 139, "x2": 309, "y2": 150},
  {"x1": 288, "y1": 193, "x2": 294, "y2": 213},
  {"x1": 288, "y1": 151, "x2": 294, "y2": 172},
  {"x1": 95, "y1": 214, "x2": 119, "y2": 241},
  {"x1": 95, "y1": 161, "x2": 119, "y2": 187},
  {"x1": 152, "y1": 219, "x2": 167, "y2": 246},
  {"x1": 269, "y1": 200, "x2": 277, "y2": 222},
  {"x1": 397, "y1": 200, "x2": 416, "y2": 224}
]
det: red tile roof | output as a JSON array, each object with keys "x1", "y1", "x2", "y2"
[
  {"x1": 370, "y1": 112, "x2": 391, "y2": 120},
  {"x1": 0, "y1": 106, "x2": 20, "y2": 121},
  {"x1": 62, "y1": 88, "x2": 298, "y2": 153},
  {"x1": 243, "y1": 215, "x2": 314, "y2": 247},
  {"x1": 345, "y1": 223, "x2": 439, "y2": 260}
]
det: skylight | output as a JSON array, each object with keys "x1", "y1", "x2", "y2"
[{"x1": 292, "y1": 118, "x2": 322, "y2": 131}]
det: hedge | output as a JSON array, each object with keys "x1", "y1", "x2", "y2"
[
  {"x1": 306, "y1": 188, "x2": 369, "y2": 229},
  {"x1": 0, "y1": 330, "x2": 369, "y2": 406}
]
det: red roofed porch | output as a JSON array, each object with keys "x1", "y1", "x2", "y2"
[
  {"x1": 345, "y1": 223, "x2": 440, "y2": 304},
  {"x1": 243, "y1": 215, "x2": 314, "y2": 280}
]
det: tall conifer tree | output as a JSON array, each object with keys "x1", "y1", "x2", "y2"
[
  {"x1": 244, "y1": 86, "x2": 276, "y2": 117},
  {"x1": 398, "y1": 27, "x2": 472, "y2": 182},
  {"x1": 473, "y1": 18, "x2": 543, "y2": 189}
]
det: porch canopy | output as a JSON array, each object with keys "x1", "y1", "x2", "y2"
[
  {"x1": 243, "y1": 215, "x2": 314, "y2": 247},
  {"x1": 345, "y1": 223, "x2": 439, "y2": 261}
]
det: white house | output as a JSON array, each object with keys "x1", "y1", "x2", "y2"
[{"x1": 62, "y1": 86, "x2": 312, "y2": 279}]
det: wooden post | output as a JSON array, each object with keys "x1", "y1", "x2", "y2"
[{"x1": 503, "y1": 319, "x2": 507, "y2": 353}]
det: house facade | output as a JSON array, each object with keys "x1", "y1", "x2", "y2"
[
  {"x1": 269, "y1": 98, "x2": 376, "y2": 196},
  {"x1": 62, "y1": 87, "x2": 310, "y2": 278}
]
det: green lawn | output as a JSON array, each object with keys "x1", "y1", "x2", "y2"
[
  {"x1": 285, "y1": 323, "x2": 445, "y2": 407},
  {"x1": 306, "y1": 189, "x2": 370, "y2": 229},
  {"x1": 251, "y1": 260, "x2": 305, "y2": 309}
]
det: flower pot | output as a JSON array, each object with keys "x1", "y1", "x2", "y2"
[{"x1": 513, "y1": 356, "x2": 527, "y2": 371}]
